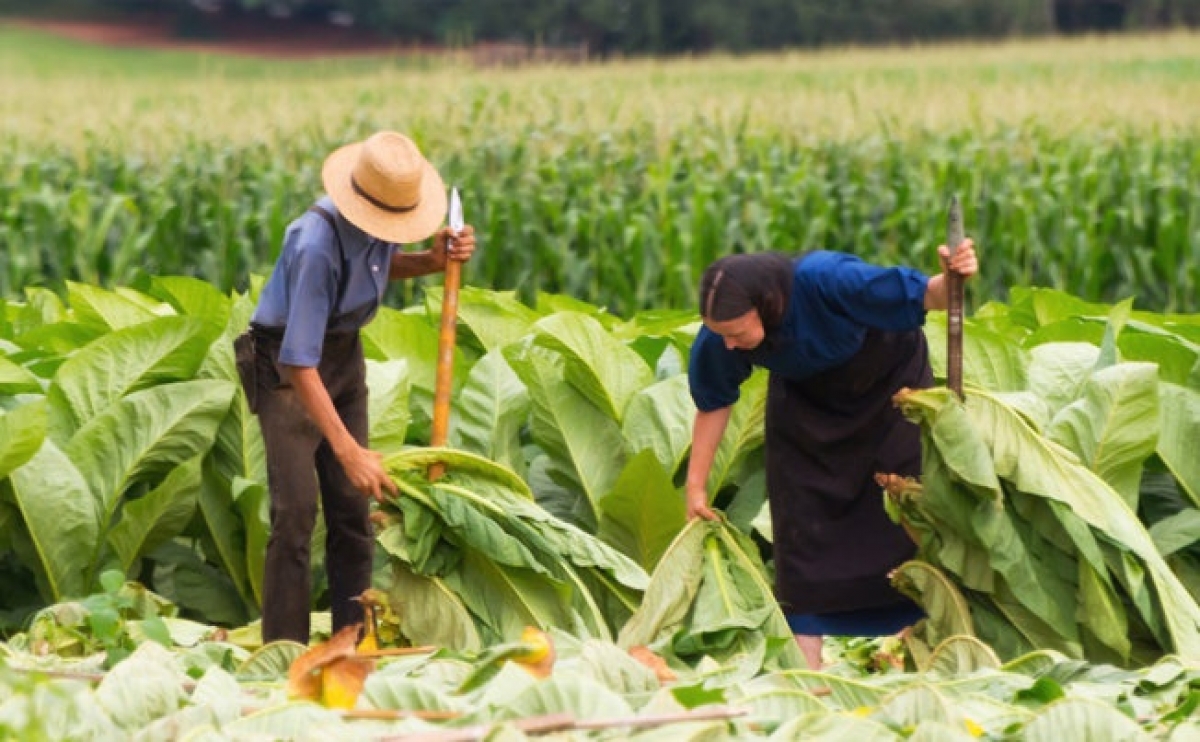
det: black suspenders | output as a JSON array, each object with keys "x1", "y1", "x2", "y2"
[{"x1": 306, "y1": 204, "x2": 351, "y2": 314}]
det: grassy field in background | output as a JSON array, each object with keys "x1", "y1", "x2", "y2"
[
  {"x1": 1, "y1": 23, "x2": 1198, "y2": 312},
  {"x1": 4, "y1": 24, "x2": 1200, "y2": 150}
]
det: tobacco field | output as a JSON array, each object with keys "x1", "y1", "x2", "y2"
[{"x1": 1, "y1": 277, "x2": 1198, "y2": 739}]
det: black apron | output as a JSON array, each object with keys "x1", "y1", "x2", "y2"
[{"x1": 765, "y1": 326, "x2": 931, "y2": 615}]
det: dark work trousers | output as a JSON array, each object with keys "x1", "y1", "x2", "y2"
[{"x1": 251, "y1": 327, "x2": 373, "y2": 644}]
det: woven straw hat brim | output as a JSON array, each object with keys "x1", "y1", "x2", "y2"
[{"x1": 322, "y1": 142, "x2": 447, "y2": 244}]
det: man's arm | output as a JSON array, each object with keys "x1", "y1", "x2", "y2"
[
  {"x1": 389, "y1": 250, "x2": 446, "y2": 280},
  {"x1": 286, "y1": 366, "x2": 397, "y2": 502},
  {"x1": 389, "y1": 225, "x2": 476, "y2": 280}
]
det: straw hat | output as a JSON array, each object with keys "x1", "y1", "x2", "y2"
[{"x1": 321, "y1": 131, "x2": 447, "y2": 244}]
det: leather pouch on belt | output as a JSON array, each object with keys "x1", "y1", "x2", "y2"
[{"x1": 233, "y1": 331, "x2": 258, "y2": 414}]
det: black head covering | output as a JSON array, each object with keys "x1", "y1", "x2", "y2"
[{"x1": 698, "y1": 252, "x2": 795, "y2": 331}]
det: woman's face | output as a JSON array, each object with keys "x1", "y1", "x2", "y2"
[{"x1": 704, "y1": 310, "x2": 764, "y2": 351}]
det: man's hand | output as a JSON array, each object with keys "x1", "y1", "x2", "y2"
[
  {"x1": 337, "y1": 444, "x2": 398, "y2": 503},
  {"x1": 686, "y1": 485, "x2": 718, "y2": 521},
  {"x1": 287, "y1": 365, "x2": 399, "y2": 503},
  {"x1": 431, "y1": 224, "x2": 476, "y2": 268}
]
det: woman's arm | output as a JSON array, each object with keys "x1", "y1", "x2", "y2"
[
  {"x1": 287, "y1": 366, "x2": 397, "y2": 502},
  {"x1": 685, "y1": 406, "x2": 733, "y2": 521}
]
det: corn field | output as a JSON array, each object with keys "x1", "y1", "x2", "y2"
[{"x1": 1, "y1": 26, "x2": 1199, "y2": 314}]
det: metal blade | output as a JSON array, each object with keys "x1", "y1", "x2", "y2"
[{"x1": 448, "y1": 187, "x2": 464, "y2": 232}]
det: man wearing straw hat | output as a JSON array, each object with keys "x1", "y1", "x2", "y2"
[{"x1": 236, "y1": 131, "x2": 476, "y2": 644}]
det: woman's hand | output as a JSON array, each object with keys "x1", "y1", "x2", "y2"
[
  {"x1": 937, "y1": 237, "x2": 978, "y2": 279},
  {"x1": 925, "y1": 238, "x2": 979, "y2": 311},
  {"x1": 431, "y1": 224, "x2": 476, "y2": 268}
]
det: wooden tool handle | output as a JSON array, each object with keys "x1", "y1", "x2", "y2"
[
  {"x1": 946, "y1": 196, "x2": 965, "y2": 400},
  {"x1": 429, "y1": 259, "x2": 461, "y2": 479}
]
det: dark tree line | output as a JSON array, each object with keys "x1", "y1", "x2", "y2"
[{"x1": 10, "y1": 0, "x2": 1200, "y2": 53}]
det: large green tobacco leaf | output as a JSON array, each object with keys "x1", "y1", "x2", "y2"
[
  {"x1": 1046, "y1": 362, "x2": 1160, "y2": 507},
  {"x1": 146, "y1": 275, "x2": 232, "y2": 341},
  {"x1": 1021, "y1": 698, "x2": 1150, "y2": 742},
  {"x1": 382, "y1": 448, "x2": 647, "y2": 643},
  {"x1": 46, "y1": 316, "x2": 210, "y2": 442},
  {"x1": 64, "y1": 380, "x2": 235, "y2": 585},
  {"x1": 924, "y1": 314, "x2": 1029, "y2": 392},
  {"x1": 0, "y1": 356, "x2": 41, "y2": 395},
  {"x1": 677, "y1": 530, "x2": 774, "y2": 652},
  {"x1": 196, "y1": 291, "x2": 252, "y2": 386},
  {"x1": 366, "y1": 359, "x2": 412, "y2": 456},
  {"x1": 436, "y1": 548, "x2": 575, "y2": 644},
  {"x1": 891, "y1": 561, "x2": 975, "y2": 669},
  {"x1": 220, "y1": 703, "x2": 343, "y2": 738},
  {"x1": 494, "y1": 675, "x2": 633, "y2": 723},
  {"x1": 451, "y1": 350, "x2": 529, "y2": 475},
  {"x1": 362, "y1": 674, "x2": 464, "y2": 715},
  {"x1": 504, "y1": 342, "x2": 627, "y2": 516},
  {"x1": 0, "y1": 401, "x2": 46, "y2": 479},
  {"x1": 622, "y1": 375, "x2": 695, "y2": 478},
  {"x1": 617, "y1": 519, "x2": 710, "y2": 649},
  {"x1": 901, "y1": 388, "x2": 1200, "y2": 660},
  {"x1": 1007, "y1": 288, "x2": 1111, "y2": 331},
  {"x1": 191, "y1": 294, "x2": 266, "y2": 612},
  {"x1": 598, "y1": 449, "x2": 687, "y2": 572},
  {"x1": 1118, "y1": 332, "x2": 1198, "y2": 388},
  {"x1": 107, "y1": 456, "x2": 202, "y2": 572},
  {"x1": 773, "y1": 713, "x2": 898, "y2": 741},
  {"x1": 4, "y1": 440, "x2": 97, "y2": 600},
  {"x1": 11, "y1": 286, "x2": 68, "y2": 333},
  {"x1": 425, "y1": 462, "x2": 649, "y2": 596},
  {"x1": 618, "y1": 520, "x2": 803, "y2": 671},
  {"x1": 531, "y1": 311, "x2": 656, "y2": 423},
  {"x1": 150, "y1": 541, "x2": 254, "y2": 626},
  {"x1": 430, "y1": 286, "x2": 541, "y2": 354},
  {"x1": 384, "y1": 560, "x2": 482, "y2": 651},
  {"x1": 361, "y1": 307, "x2": 467, "y2": 395},
  {"x1": 64, "y1": 281, "x2": 158, "y2": 332},
  {"x1": 613, "y1": 309, "x2": 697, "y2": 371},
  {"x1": 1158, "y1": 383, "x2": 1200, "y2": 508},
  {"x1": 1025, "y1": 343, "x2": 1100, "y2": 417},
  {"x1": 423, "y1": 487, "x2": 551, "y2": 576},
  {"x1": 231, "y1": 477, "x2": 269, "y2": 607},
  {"x1": 197, "y1": 297, "x2": 266, "y2": 593},
  {"x1": 95, "y1": 642, "x2": 189, "y2": 731}
]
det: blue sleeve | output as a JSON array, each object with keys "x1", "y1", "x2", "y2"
[
  {"x1": 805, "y1": 252, "x2": 929, "y2": 331},
  {"x1": 278, "y1": 224, "x2": 338, "y2": 367},
  {"x1": 688, "y1": 327, "x2": 753, "y2": 412}
]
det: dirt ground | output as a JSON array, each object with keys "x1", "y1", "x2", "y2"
[
  {"x1": 7, "y1": 13, "x2": 589, "y2": 64},
  {"x1": 8, "y1": 13, "x2": 409, "y2": 58}
]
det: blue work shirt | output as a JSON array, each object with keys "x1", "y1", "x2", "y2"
[
  {"x1": 251, "y1": 196, "x2": 397, "y2": 367},
  {"x1": 688, "y1": 251, "x2": 930, "y2": 411}
]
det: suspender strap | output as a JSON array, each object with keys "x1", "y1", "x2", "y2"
[{"x1": 306, "y1": 204, "x2": 351, "y2": 313}]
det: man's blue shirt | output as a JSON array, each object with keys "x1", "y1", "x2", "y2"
[
  {"x1": 688, "y1": 251, "x2": 930, "y2": 411},
  {"x1": 252, "y1": 196, "x2": 397, "y2": 367}
]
